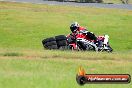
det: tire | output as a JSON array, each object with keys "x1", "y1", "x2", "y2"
[
  {"x1": 107, "y1": 46, "x2": 113, "y2": 52},
  {"x1": 42, "y1": 37, "x2": 58, "y2": 49},
  {"x1": 44, "y1": 41, "x2": 58, "y2": 49},
  {"x1": 47, "y1": 45, "x2": 58, "y2": 49},
  {"x1": 55, "y1": 35, "x2": 67, "y2": 48},
  {"x1": 55, "y1": 35, "x2": 67, "y2": 41},
  {"x1": 101, "y1": 46, "x2": 113, "y2": 53},
  {"x1": 42, "y1": 37, "x2": 56, "y2": 44},
  {"x1": 45, "y1": 41, "x2": 57, "y2": 46},
  {"x1": 59, "y1": 46, "x2": 69, "y2": 50},
  {"x1": 77, "y1": 41, "x2": 87, "y2": 50},
  {"x1": 57, "y1": 40, "x2": 67, "y2": 47}
]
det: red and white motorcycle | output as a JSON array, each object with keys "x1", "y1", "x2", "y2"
[{"x1": 67, "y1": 34, "x2": 113, "y2": 52}]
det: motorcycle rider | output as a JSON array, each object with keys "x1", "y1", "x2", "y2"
[{"x1": 69, "y1": 22, "x2": 99, "y2": 51}]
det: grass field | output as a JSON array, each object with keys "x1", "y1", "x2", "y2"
[
  {"x1": 103, "y1": 0, "x2": 132, "y2": 4},
  {"x1": 0, "y1": 1, "x2": 132, "y2": 88}
]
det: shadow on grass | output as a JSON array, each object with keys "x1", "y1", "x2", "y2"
[{"x1": 3, "y1": 52, "x2": 23, "y2": 56}]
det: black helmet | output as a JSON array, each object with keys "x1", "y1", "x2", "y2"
[{"x1": 70, "y1": 22, "x2": 79, "y2": 32}]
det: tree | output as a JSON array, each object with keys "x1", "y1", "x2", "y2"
[
  {"x1": 120, "y1": 0, "x2": 129, "y2": 4},
  {"x1": 96, "y1": 0, "x2": 103, "y2": 3},
  {"x1": 76, "y1": 0, "x2": 103, "y2": 3}
]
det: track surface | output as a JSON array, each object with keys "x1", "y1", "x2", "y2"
[{"x1": 2, "y1": 0, "x2": 132, "y2": 10}]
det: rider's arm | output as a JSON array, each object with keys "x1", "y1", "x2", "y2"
[{"x1": 79, "y1": 29, "x2": 89, "y2": 34}]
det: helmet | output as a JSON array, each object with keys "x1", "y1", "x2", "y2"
[{"x1": 70, "y1": 22, "x2": 79, "y2": 32}]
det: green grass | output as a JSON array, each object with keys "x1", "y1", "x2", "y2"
[
  {"x1": 0, "y1": 1, "x2": 132, "y2": 51},
  {"x1": 0, "y1": 50, "x2": 132, "y2": 88},
  {"x1": 0, "y1": 1, "x2": 132, "y2": 88}
]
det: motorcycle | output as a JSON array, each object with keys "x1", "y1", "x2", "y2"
[{"x1": 67, "y1": 33, "x2": 113, "y2": 52}]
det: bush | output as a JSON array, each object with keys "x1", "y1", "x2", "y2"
[
  {"x1": 76, "y1": 0, "x2": 103, "y2": 3},
  {"x1": 3, "y1": 52, "x2": 23, "y2": 56}
]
